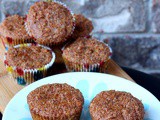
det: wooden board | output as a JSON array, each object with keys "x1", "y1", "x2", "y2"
[{"x1": 0, "y1": 42, "x2": 134, "y2": 114}]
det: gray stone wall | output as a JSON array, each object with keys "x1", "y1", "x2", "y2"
[{"x1": 0, "y1": 0, "x2": 160, "y2": 76}]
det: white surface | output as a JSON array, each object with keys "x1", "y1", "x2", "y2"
[{"x1": 3, "y1": 72, "x2": 160, "y2": 120}]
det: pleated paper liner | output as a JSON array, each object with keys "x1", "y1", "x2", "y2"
[
  {"x1": 4, "y1": 43, "x2": 55, "y2": 85},
  {"x1": 63, "y1": 57, "x2": 110, "y2": 73},
  {"x1": 0, "y1": 35, "x2": 34, "y2": 51},
  {"x1": 62, "y1": 42, "x2": 112, "y2": 72}
]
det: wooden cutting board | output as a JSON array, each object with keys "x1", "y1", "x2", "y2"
[{"x1": 0, "y1": 42, "x2": 134, "y2": 114}]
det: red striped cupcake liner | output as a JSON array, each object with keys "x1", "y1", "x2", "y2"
[
  {"x1": 63, "y1": 43, "x2": 112, "y2": 73},
  {"x1": 4, "y1": 43, "x2": 55, "y2": 85}
]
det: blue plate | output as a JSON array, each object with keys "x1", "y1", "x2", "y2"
[{"x1": 3, "y1": 72, "x2": 160, "y2": 120}]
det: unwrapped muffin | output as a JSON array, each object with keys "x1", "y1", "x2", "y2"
[
  {"x1": 89, "y1": 90, "x2": 144, "y2": 120},
  {"x1": 4, "y1": 43, "x2": 55, "y2": 85},
  {"x1": 26, "y1": 1, "x2": 75, "y2": 46},
  {"x1": 27, "y1": 83, "x2": 84, "y2": 120},
  {"x1": 0, "y1": 15, "x2": 33, "y2": 50},
  {"x1": 62, "y1": 37, "x2": 112, "y2": 72}
]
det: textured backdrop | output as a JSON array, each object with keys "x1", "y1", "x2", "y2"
[{"x1": 0, "y1": 0, "x2": 160, "y2": 77}]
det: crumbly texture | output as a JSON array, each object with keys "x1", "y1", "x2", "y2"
[
  {"x1": 27, "y1": 83, "x2": 84, "y2": 120},
  {"x1": 89, "y1": 90, "x2": 144, "y2": 120},
  {"x1": 6, "y1": 45, "x2": 52, "y2": 69},
  {"x1": 26, "y1": 1, "x2": 74, "y2": 45},
  {"x1": 62, "y1": 37, "x2": 111, "y2": 65},
  {"x1": 0, "y1": 15, "x2": 31, "y2": 40},
  {"x1": 71, "y1": 14, "x2": 93, "y2": 40}
]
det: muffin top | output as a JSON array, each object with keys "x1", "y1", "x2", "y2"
[
  {"x1": 26, "y1": 1, "x2": 74, "y2": 45},
  {"x1": 6, "y1": 45, "x2": 52, "y2": 69},
  {"x1": 0, "y1": 15, "x2": 31, "y2": 40},
  {"x1": 27, "y1": 83, "x2": 84, "y2": 119},
  {"x1": 89, "y1": 90, "x2": 144, "y2": 120},
  {"x1": 71, "y1": 14, "x2": 93, "y2": 40},
  {"x1": 62, "y1": 37, "x2": 111, "y2": 65}
]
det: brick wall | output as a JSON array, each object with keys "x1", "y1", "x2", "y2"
[{"x1": 0, "y1": 0, "x2": 160, "y2": 76}]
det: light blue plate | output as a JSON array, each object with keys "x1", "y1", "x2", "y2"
[{"x1": 3, "y1": 72, "x2": 160, "y2": 120}]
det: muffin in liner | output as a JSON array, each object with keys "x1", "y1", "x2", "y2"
[
  {"x1": 0, "y1": 15, "x2": 33, "y2": 51},
  {"x1": 70, "y1": 14, "x2": 94, "y2": 40},
  {"x1": 27, "y1": 83, "x2": 84, "y2": 120},
  {"x1": 25, "y1": 1, "x2": 75, "y2": 47},
  {"x1": 62, "y1": 37, "x2": 112, "y2": 73},
  {"x1": 4, "y1": 43, "x2": 55, "y2": 85}
]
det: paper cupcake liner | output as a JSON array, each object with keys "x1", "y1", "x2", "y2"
[
  {"x1": 0, "y1": 35, "x2": 34, "y2": 51},
  {"x1": 63, "y1": 57, "x2": 110, "y2": 73},
  {"x1": 25, "y1": 1, "x2": 75, "y2": 47},
  {"x1": 4, "y1": 43, "x2": 55, "y2": 85},
  {"x1": 63, "y1": 43, "x2": 112, "y2": 73}
]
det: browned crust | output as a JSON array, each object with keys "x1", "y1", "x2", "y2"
[
  {"x1": 89, "y1": 90, "x2": 144, "y2": 120},
  {"x1": 27, "y1": 83, "x2": 84, "y2": 120},
  {"x1": 71, "y1": 14, "x2": 93, "y2": 40},
  {"x1": 0, "y1": 15, "x2": 31, "y2": 40},
  {"x1": 6, "y1": 45, "x2": 52, "y2": 69},
  {"x1": 62, "y1": 37, "x2": 111, "y2": 65},
  {"x1": 26, "y1": 1, "x2": 74, "y2": 45}
]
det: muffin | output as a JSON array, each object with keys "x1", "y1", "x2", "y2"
[
  {"x1": 4, "y1": 43, "x2": 55, "y2": 85},
  {"x1": 62, "y1": 37, "x2": 112, "y2": 72},
  {"x1": 54, "y1": 14, "x2": 93, "y2": 65},
  {"x1": 89, "y1": 90, "x2": 144, "y2": 120},
  {"x1": 26, "y1": 1, "x2": 75, "y2": 46},
  {"x1": 52, "y1": 13, "x2": 94, "y2": 65},
  {"x1": 27, "y1": 83, "x2": 84, "y2": 120},
  {"x1": 0, "y1": 15, "x2": 33, "y2": 50},
  {"x1": 71, "y1": 14, "x2": 93, "y2": 40}
]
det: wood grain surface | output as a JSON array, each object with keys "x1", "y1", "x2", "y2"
[{"x1": 0, "y1": 42, "x2": 134, "y2": 114}]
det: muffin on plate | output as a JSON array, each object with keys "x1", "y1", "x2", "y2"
[
  {"x1": 0, "y1": 15, "x2": 33, "y2": 50},
  {"x1": 26, "y1": 1, "x2": 75, "y2": 46},
  {"x1": 27, "y1": 83, "x2": 84, "y2": 120},
  {"x1": 71, "y1": 14, "x2": 93, "y2": 40},
  {"x1": 4, "y1": 43, "x2": 55, "y2": 85},
  {"x1": 62, "y1": 37, "x2": 112, "y2": 72},
  {"x1": 89, "y1": 90, "x2": 144, "y2": 120}
]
